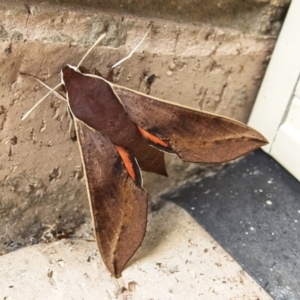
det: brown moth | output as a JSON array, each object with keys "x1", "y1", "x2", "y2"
[{"x1": 23, "y1": 30, "x2": 267, "y2": 278}]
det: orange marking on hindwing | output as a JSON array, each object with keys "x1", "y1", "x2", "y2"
[
  {"x1": 115, "y1": 145, "x2": 136, "y2": 181},
  {"x1": 137, "y1": 126, "x2": 169, "y2": 147}
]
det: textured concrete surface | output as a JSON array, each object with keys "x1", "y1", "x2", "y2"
[
  {"x1": 0, "y1": 202, "x2": 272, "y2": 300},
  {"x1": 2, "y1": 0, "x2": 290, "y2": 35},
  {"x1": 166, "y1": 150, "x2": 300, "y2": 300},
  {"x1": 0, "y1": 2, "x2": 276, "y2": 253}
]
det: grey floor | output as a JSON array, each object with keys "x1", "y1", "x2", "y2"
[{"x1": 165, "y1": 150, "x2": 300, "y2": 300}]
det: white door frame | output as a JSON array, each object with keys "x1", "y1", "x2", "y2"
[{"x1": 248, "y1": 0, "x2": 300, "y2": 181}]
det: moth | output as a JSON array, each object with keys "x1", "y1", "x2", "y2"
[{"x1": 23, "y1": 29, "x2": 267, "y2": 278}]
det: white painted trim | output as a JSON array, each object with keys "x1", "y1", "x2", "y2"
[
  {"x1": 248, "y1": 0, "x2": 300, "y2": 181},
  {"x1": 248, "y1": 0, "x2": 300, "y2": 150},
  {"x1": 271, "y1": 96, "x2": 300, "y2": 180}
]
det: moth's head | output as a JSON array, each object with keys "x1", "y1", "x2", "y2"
[
  {"x1": 61, "y1": 64, "x2": 105, "y2": 81},
  {"x1": 61, "y1": 64, "x2": 79, "y2": 84},
  {"x1": 60, "y1": 65, "x2": 84, "y2": 93}
]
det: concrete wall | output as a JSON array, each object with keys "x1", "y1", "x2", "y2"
[{"x1": 0, "y1": 0, "x2": 289, "y2": 253}]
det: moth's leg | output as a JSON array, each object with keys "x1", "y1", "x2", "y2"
[
  {"x1": 105, "y1": 69, "x2": 114, "y2": 82},
  {"x1": 93, "y1": 68, "x2": 103, "y2": 77},
  {"x1": 67, "y1": 107, "x2": 76, "y2": 141}
]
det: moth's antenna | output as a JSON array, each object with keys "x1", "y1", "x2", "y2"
[
  {"x1": 21, "y1": 82, "x2": 62, "y2": 121},
  {"x1": 35, "y1": 78, "x2": 67, "y2": 102},
  {"x1": 111, "y1": 27, "x2": 151, "y2": 69},
  {"x1": 22, "y1": 34, "x2": 106, "y2": 121},
  {"x1": 77, "y1": 33, "x2": 106, "y2": 69}
]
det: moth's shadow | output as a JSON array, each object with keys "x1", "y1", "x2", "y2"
[
  {"x1": 128, "y1": 158, "x2": 210, "y2": 267},
  {"x1": 128, "y1": 199, "x2": 180, "y2": 267}
]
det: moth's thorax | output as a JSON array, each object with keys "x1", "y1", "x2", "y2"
[{"x1": 61, "y1": 65, "x2": 142, "y2": 148}]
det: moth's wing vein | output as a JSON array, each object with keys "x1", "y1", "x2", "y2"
[
  {"x1": 113, "y1": 85, "x2": 268, "y2": 163},
  {"x1": 75, "y1": 120, "x2": 147, "y2": 278}
]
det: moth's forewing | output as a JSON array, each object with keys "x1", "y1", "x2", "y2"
[
  {"x1": 75, "y1": 121, "x2": 148, "y2": 278},
  {"x1": 62, "y1": 65, "x2": 168, "y2": 176},
  {"x1": 113, "y1": 86, "x2": 268, "y2": 163}
]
